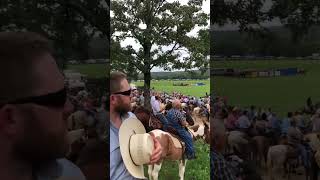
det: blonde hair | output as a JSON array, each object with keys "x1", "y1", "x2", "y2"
[{"x1": 110, "y1": 71, "x2": 127, "y2": 93}]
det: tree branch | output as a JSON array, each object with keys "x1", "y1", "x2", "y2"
[
  {"x1": 65, "y1": 0, "x2": 109, "y2": 39},
  {"x1": 153, "y1": 0, "x2": 166, "y2": 17},
  {"x1": 131, "y1": 49, "x2": 143, "y2": 60},
  {"x1": 151, "y1": 42, "x2": 180, "y2": 68},
  {"x1": 131, "y1": 60, "x2": 144, "y2": 72}
]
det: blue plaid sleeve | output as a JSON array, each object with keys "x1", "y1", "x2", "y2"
[{"x1": 211, "y1": 150, "x2": 237, "y2": 180}]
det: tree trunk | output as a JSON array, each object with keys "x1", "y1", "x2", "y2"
[{"x1": 144, "y1": 71, "x2": 152, "y2": 111}]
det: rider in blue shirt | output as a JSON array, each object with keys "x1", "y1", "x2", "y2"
[
  {"x1": 281, "y1": 112, "x2": 292, "y2": 136},
  {"x1": 166, "y1": 99, "x2": 195, "y2": 159}
]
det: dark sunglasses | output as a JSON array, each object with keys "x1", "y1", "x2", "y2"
[
  {"x1": 0, "y1": 88, "x2": 67, "y2": 108},
  {"x1": 112, "y1": 89, "x2": 132, "y2": 96}
]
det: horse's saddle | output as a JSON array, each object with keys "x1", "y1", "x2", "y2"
[
  {"x1": 167, "y1": 133, "x2": 185, "y2": 149},
  {"x1": 150, "y1": 114, "x2": 163, "y2": 129},
  {"x1": 166, "y1": 126, "x2": 179, "y2": 136}
]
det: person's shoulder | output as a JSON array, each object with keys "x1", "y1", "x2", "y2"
[
  {"x1": 56, "y1": 158, "x2": 86, "y2": 180},
  {"x1": 36, "y1": 158, "x2": 86, "y2": 180},
  {"x1": 127, "y1": 112, "x2": 137, "y2": 118}
]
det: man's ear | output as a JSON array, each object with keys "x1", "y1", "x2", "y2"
[
  {"x1": 110, "y1": 95, "x2": 117, "y2": 105},
  {"x1": 0, "y1": 105, "x2": 19, "y2": 136}
]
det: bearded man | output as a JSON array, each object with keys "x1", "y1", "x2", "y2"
[{"x1": 109, "y1": 72, "x2": 162, "y2": 180}]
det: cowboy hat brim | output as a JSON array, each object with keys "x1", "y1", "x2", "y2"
[
  {"x1": 119, "y1": 116, "x2": 147, "y2": 179},
  {"x1": 67, "y1": 129, "x2": 85, "y2": 145}
]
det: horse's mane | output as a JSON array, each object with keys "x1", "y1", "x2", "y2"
[
  {"x1": 204, "y1": 122, "x2": 209, "y2": 129},
  {"x1": 134, "y1": 106, "x2": 151, "y2": 115}
]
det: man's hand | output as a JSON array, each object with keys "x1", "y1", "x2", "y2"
[
  {"x1": 180, "y1": 119, "x2": 188, "y2": 127},
  {"x1": 149, "y1": 133, "x2": 162, "y2": 164}
]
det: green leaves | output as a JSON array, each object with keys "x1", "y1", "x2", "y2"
[
  {"x1": 211, "y1": 0, "x2": 320, "y2": 42},
  {"x1": 111, "y1": 0, "x2": 209, "y2": 75},
  {"x1": 0, "y1": 0, "x2": 110, "y2": 67}
]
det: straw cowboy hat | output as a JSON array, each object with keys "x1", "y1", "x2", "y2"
[
  {"x1": 67, "y1": 129, "x2": 85, "y2": 145},
  {"x1": 119, "y1": 116, "x2": 154, "y2": 179},
  {"x1": 181, "y1": 103, "x2": 187, "y2": 108},
  {"x1": 232, "y1": 106, "x2": 239, "y2": 112}
]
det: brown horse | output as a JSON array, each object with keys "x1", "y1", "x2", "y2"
[
  {"x1": 267, "y1": 133, "x2": 319, "y2": 180},
  {"x1": 252, "y1": 135, "x2": 272, "y2": 167},
  {"x1": 134, "y1": 106, "x2": 163, "y2": 131},
  {"x1": 134, "y1": 107, "x2": 208, "y2": 179},
  {"x1": 134, "y1": 106, "x2": 195, "y2": 131},
  {"x1": 203, "y1": 122, "x2": 210, "y2": 144},
  {"x1": 148, "y1": 129, "x2": 188, "y2": 180},
  {"x1": 76, "y1": 137, "x2": 108, "y2": 180},
  {"x1": 66, "y1": 109, "x2": 108, "y2": 180}
]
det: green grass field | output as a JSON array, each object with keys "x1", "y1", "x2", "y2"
[
  {"x1": 213, "y1": 60, "x2": 320, "y2": 116},
  {"x1": 134, "y1": 80, "x2": 210, "y2": 98},
  {"x1": 144, "y1": 140, "x2": 210, "y2": 180},
  {"x1": 160, "y1": 140, "x2": 209, "y2": 180},
  {"x1": 67, "y1": 64, "x2": 107, "y2": 78}
]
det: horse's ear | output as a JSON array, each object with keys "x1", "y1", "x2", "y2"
[{"x1": 135, "y1": 106, "x2": 142, "y2": 112}]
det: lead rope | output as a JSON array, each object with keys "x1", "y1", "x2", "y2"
[{"x1": 149, "y1": 114, "x2": 152, "y2": 127}]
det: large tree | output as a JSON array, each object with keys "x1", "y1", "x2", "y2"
[
  {"x1": 0, "y1": 0, "x2": 110, "y2": 67},
  {"x1": 211, "y1": 0, "x2": 320, "y2": 42},
  {"x1": 111, "y1": 0, "x2": 209, "y2": 109}
]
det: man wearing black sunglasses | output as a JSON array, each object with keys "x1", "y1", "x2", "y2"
[
  {"x1": 0, "y1": 32, "x2": 85, "y2": 180},
  {"x1": 110, "y1": 71, "x2": 162, "y2": 180}
]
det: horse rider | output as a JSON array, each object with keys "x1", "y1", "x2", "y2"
[
  {"x1": 248, "y1": 105, "x2": 257, "y2": 121},
  {"x1": 287, "y1": 119, "x2": 310, "y2": 169},
  {"x1": 235, "y1": 110, "x2": 251, "y2": 135},
  {"x1": 182, "y1": 103, "x2": 194, "y2": 126},
  {"x1": 281, "y1": 112, "x2": 292, "y2": 137},
  {"x1": 305, "y1": 97, "x2": 314, "y2": 114},
  {"x1": 255, "y1": 113, "x2": 268, "y2": 136},
  {"x1": 312, "y1": 109, "x2": 320, "y2": 132},
  {"x1": 266, "y1": 112, "x2": 281, "y2": 144},
  {"x1": 151, "y1": 94, "x2": 169, "y2": 130},
  {"x1": 225, "y1": 107, "x2": 237, "y2": 131},
  {"x1": 166, "y1": 99, "x2": 196, "y2": 159}
]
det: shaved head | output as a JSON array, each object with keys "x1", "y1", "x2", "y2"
[{"x1": 172, "y1": 99, "x2": 181, "y2": 109}]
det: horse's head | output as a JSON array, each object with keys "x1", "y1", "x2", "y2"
[
  {"x1": 134, "y1": 106, "x2": 163, "y2": 130},
  {"x1": 134, "y1": 106, "x2": 150, "y2": 128},
  {"x1": 204, "y1": 123, "x2": 210, "y2": 144},
  {"x1": 185, "y1": 110, "x2": 195, "y2": 126}
]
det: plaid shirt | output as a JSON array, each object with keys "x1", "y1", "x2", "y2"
[
  {"x1": 166, "y1": 109, "x2": 186, "y2": 130},
  {"x1": 211, "y1": 149, "x2": 237, "y2": 180}
]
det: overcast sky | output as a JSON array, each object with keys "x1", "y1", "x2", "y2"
[{"x1": 112, "y1": 0, "x2": 210, "y2": 72}]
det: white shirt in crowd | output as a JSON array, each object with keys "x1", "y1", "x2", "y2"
[{"x1": 151, "y1": 96, "x2": 161, "y2": 115}]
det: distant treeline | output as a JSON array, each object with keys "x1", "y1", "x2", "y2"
[
  {"x1": 136, "y1": 70, "x2": 209, "y2": 80},
  {"x1": 212, "y1": 26, "x2": 320, "y2": 57}
]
